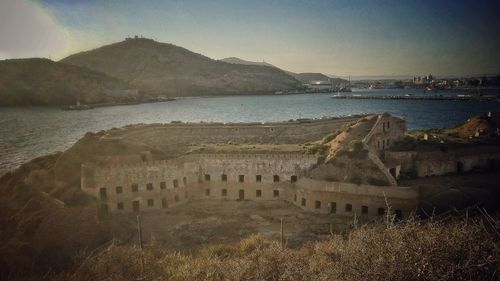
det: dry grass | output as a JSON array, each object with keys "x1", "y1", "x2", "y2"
[{"x1": 52, "y1": 215, "x2": 499, "y2": 281}]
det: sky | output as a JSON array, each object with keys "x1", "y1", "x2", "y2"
[{"x1": 1, "y1": 0, "x2": 499, "y2": 77}]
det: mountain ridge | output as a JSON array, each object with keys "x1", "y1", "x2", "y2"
[
  {"x1": 61, "y1": 38, "x2": 302, "y2": 97},
  {"x1": 220, "y1": 57, "x2": 347, "y2": 84}
]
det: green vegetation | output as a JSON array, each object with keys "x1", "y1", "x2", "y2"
[
  {"x1": 51, "y1": 216, "x2": 499, "y2": 281},
  {"x1": 306, "y1": 142, "x2": 328, "y2": 155},
  {"x1": 334, "y1": 140, "x2": 368, "y2": 160},
  {"x1": 320, "y1": 131, "x2": 340, "y2": 144}
]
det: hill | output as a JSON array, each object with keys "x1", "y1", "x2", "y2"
[
  {"x1": 220, "y1": 57, "x2": 347, "y2": 84},
  {"x1": 61, "y1": 38, "x2": 302, "y2": 97},
  {"x1": 0, "y1": 58, "x2": 138, "y2": 106},
  {"x1": 289, "y1": 72, "x2": 335, "y2": 83},
  {"x1": 446, "y1": 112, "x2": 500, "y2": 138},
  {"x1": 220, "y1": 57, "x2": 276, "y2": 68}
]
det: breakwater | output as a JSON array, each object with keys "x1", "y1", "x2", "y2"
[{"x1": 331, "y1": 95, "x2": 499, "y2": 102}]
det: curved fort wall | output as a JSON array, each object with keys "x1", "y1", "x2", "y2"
[
  {"x1": 82, "y1": 153, "x2": 418, "y2": 218},
  {"x1": 112, "y1": 115, "x2": 365, "y2": 146}
]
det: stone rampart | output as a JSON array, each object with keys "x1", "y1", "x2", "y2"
[
  {"x1": 81, "y1": 152, "x2": 418, "y2": 218},
  {"x1": 386, "y1": 146, "x2": 500, "y2": 177},
  {"x1": 292, "y1": 178, "x2": 418, "y2": 217},
  {"x1": 106, "y1": 115, "x2": 365, "y2": 146},
  {"x1": 82, "y1": 153, "x2": 317, "y2": 212}
]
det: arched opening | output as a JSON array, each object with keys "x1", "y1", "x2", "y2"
[
  {"x1": 345, "y1": 203, "x2": 352, "y2": 212},
  {"x1": 256, "y1": 175, "x2": 262, "y2": 182},
  {"x1": 99, "y1": 188, "x2": 107, "y2": 200},
  {"x1": 329, "y1": 202, "x2": 337, "y2": 214},
  {"x1": 315, "y1": 201, "x2": 321, "y2": 209},
  {"x1": 133, "y1": 200, "x2": 140, "y2": 212},
  {"x1": 273, "y1": 175, "x2": 280, "y2": 182},
  {"x1": 389, "y1": 167, "x2": 397, "y2": 178}
]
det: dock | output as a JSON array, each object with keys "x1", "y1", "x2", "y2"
[{"x1": 330, "y1": 95, "x2": 499, "y2": 102}]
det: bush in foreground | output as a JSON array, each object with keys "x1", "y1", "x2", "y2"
[{"x1": 53, "y1": 216, "x2": 499, "y2": 281}]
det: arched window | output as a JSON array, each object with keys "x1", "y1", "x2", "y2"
[{"x1": 273, "y1": 175, "x2": 280, "y2": 182}]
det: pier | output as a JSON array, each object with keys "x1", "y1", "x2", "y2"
[{"x1": 330, "y1": 95, "x2": 499, "y2": 102}]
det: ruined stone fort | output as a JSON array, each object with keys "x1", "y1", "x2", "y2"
[{"x1": 81, "y1": 113, "x2": 500, "y2": 218}]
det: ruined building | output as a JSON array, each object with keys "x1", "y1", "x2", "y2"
[{"x1": 80, "y1": 114, "x2": 429, "y2": 219}]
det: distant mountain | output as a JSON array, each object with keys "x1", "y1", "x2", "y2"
[
  {"x1": 220, "y1": 57, "x2": 347, "y2": 85},
  {"x1": 0, "y1": 58, "x2": 137, "y2": 106},
  {"x1": 220, "y1": 57, "x2": 276, "y2": 68},
  {"x1": 61, "y1": 38, "x2": 301, "y2": 97}
]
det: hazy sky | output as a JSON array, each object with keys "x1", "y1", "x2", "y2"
[{"x1": 1, "y1": 0, "x2": 499, "y2": 76}]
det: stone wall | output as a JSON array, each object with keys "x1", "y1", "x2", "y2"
[
  {"x1": 81, "y1": 152, "x2": 418, "y2": 218},
  {"x1": 292, "y1": 178, "x2": 418, "y2": 218},
  {"x1": 82, "y1": 153, "x2": 318, "y2": 213},
  {"x1": 363, "y1": 114, "x2": 406, "y2": 154},
  {"x1": 107, "y1": 115, "x2": 365, "y2": 147},
  {"x1": 82, "y1": 156, "x2": 200, "y2": 212},
  {"x1": 385, "y1": 146, "x2": 500, "y2": 177}
]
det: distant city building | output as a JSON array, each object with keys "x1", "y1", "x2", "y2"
[{"x1": 307, "y1": 81, "x2": 332, "y2": 91}]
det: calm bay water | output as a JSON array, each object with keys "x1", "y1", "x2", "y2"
[{"x1": 1, "y1": 90, "x2": 500, "y2": 174}]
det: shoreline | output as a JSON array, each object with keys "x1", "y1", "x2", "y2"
[{"x1": 1, "y1": 87, "x2": 499, "y2": 110}]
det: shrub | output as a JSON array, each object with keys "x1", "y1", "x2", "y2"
[
  {"x1": 239, "y1": 234, "x2": 274, "y2": 254},
  {"x1": 335, "y1": 143, "x2": 368, "y2": 160},
  {"x1": 321, "y1": 131, "x2": 340, "y2": 144},
  {"x1": 199, "y1": 244, "x2": 237, "y2": 259},
  {"x1": 54, "y1": 215, "x2": 499, "y2": 281},
  {"x1": 306, "y1": 143, "x2": 328, "y2": 155}
]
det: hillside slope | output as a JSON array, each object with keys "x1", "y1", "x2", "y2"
[
  {"x1": 220, "y1": 57, "x2": 347, "y2": 84},
  {"x1": 61, "y1": 38, "x2": 302, "y2": 97},
  {"x1": 0, "y1": 58, "x2": 138, "y2": 106},
  {"x1": 220, "y1": 57, "x2": 276, "y2": 68}
]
